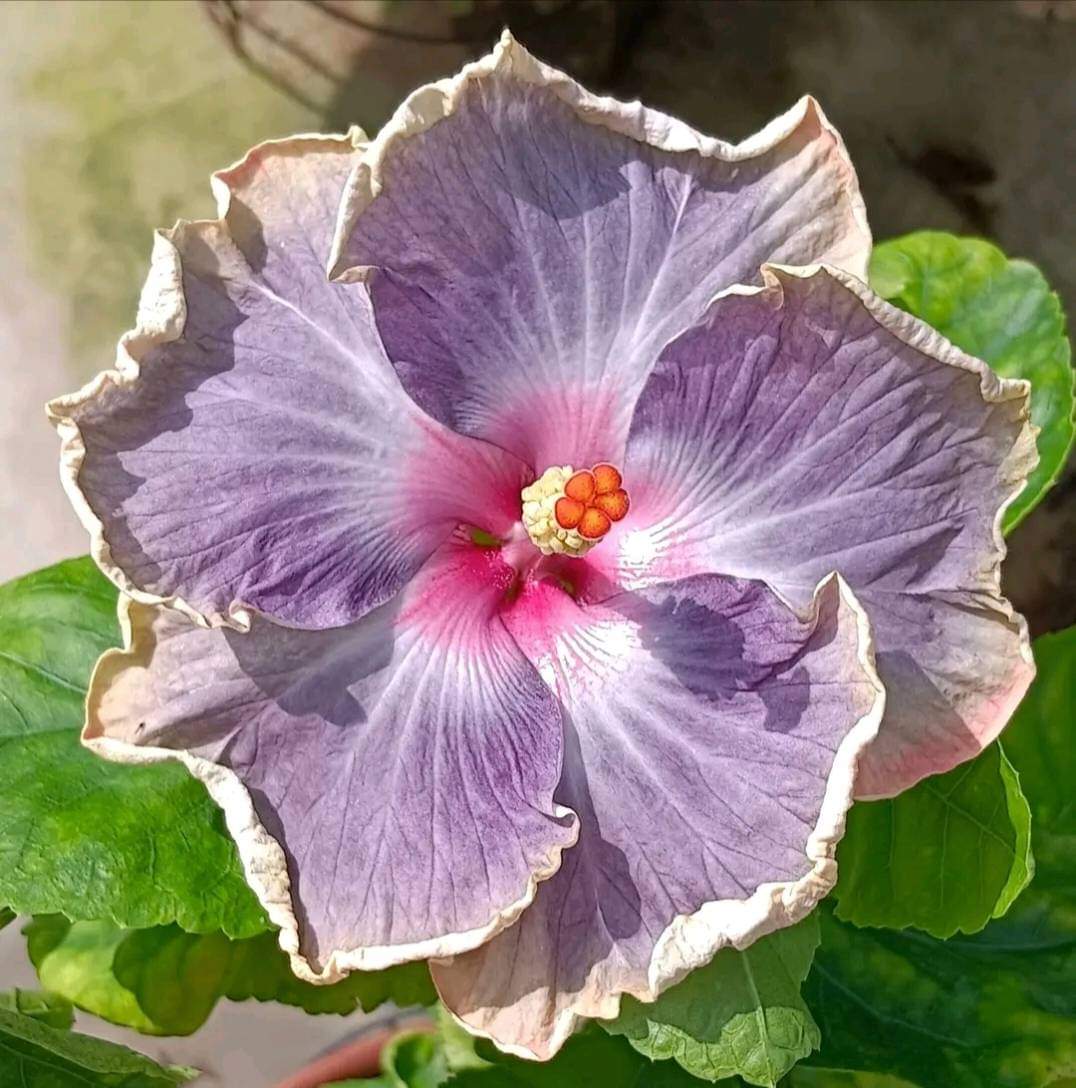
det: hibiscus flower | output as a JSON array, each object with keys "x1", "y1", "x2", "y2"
[{"x1": 49, "y1": 33, "x2": 1033, "y2": 1060}]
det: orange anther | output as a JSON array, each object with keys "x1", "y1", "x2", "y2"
[
  {"x1": 592, "y1": 463, "x2": 622, "y2": 495},
  {"x1": 525, "y1": 462, "x2": 628, "y2": 554},
  {"x1": 592, "y1": 488, "x2": 629, "y2": 522},
  {"x1": 565, "y1": 470, "x2": 596, "y2": 504},
  {"x1": 578, "y1": 507, "x2": 612, "y2": 540},
  {"x1": 554, "y1": 496, "x2": 586, "y2": 530}
]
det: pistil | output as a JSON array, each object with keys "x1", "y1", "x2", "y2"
[{"x1": 521, "y1": 463, "x2": 630, "y2": 557}]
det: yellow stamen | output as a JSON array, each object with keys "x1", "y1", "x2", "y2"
[{"x1": 520, "y1": 463, "x2": 629, "y2": 557}]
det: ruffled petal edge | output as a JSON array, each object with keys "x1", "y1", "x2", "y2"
[
  {"x1": 759, "y1": 264, "x2": 1035, "y2": 800},
  {"x1": 46, "y1": 130, "x2": 367, "y2": 633},
  {"x1": 327, "y1": 29, "x2": 871, "y2": 285},
  {"x1": 434, "y1": 571, "x2": 886, "y2": 1061},
  {"x1": 82, "y1": 594, "x2": 579, "y2": 984},
  {"x1": 616, "y1": 261, "x2": 1035, "y2": 800}
]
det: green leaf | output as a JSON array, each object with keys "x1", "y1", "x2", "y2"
[
  {"x1": 804, "y1": 626, "x2": 1076, "y2": 1088},
  {"x1": 788, "y1": 1071, "x2": 916, "y2": 1088},
  {"x1": 26, "y1": 916, "x2": 161, "y2": 1035},
  {"x1": 435, "y1": 1005, "x2": 492, "y2": 1075},
  {"x1": 803, "y1": 899, "x2": 1075, "y2": 1088},
  {"x1": 25, "y1": 914, "x2": 435, "y2": 1036},
  {"x1": 353, "y1": 1009, "x2": 493, "y2": 1088},
  {"x1": 449, "y1": 1027, "x2": 709, "y2": 1087},
  {"x1": 0, "y1": 907, "x2": 14, "y2": 931},
  {"x1": 1000, "y1": 625, "x2": 1076, "y2": 930},
  {"x1": 0, "y1": 989, "x2": 74, "y2": 1030},
  {"x1": 218, "y1": 929, "x2": 435, "y2": 1017},
  {"x1": 605, "y1": 916, "x2": 820, "y2": 1085},
  {"x1": 869, "y1": 231, "x2": 1074, "y2": 531},
  {"x1": 0, "y1": 1007, "x2": 196, "y2": 1086},
  {"x1": 833, "y1": 741, "x2": 1033, "y2": 937},
  {"x1": 332, "y1": 1011, "x2": 490, "y2": 1088},
  {"x1": 384, "y1": 1032, "x2": 450, "y2": 1088},
  {"x1": 0, "y1": 557, "x2": 267, "y2": 937}
]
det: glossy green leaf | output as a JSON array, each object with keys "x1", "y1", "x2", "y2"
[
  {"x1": 25, "y1": 915, "x2": 435, "y2": 1037},
  {"x1": 0, "y1": 989, "x2": 74, "y2": 1030},
  {"x1": 606, "y1": 916, "x2": 820, "y2": 1085},
  {"x1": 804, "y1": 626, "x2": 1076, "y2": 1087},
  {"x1": 0, "y1": 907, "x2": 14, "y2": 931},
  {"x1": 0, "y1": 1007, "x2": 195, "y2": 1086},
  {"x1": 803, "y1": 899, "x2": 1075, "y2": 1088},
  {"x1": 870, "y1": 231, "x2": 1074, "y2": 531},
  {"x1": 834, "y1": 741, "x2": 1033, "y2": 937},
  {"x1": 26, "y1": 917, "x2": 160, "y2": 1034},
  {"x1": 0, "y1": 557, "x2": 267, "y2": 936}
]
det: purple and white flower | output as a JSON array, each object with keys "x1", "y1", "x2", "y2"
[{"x1": 49, "y1": 33, "x2": 1034, "y2": 1060}]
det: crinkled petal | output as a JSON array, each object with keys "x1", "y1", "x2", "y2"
[
  {"x1": 83, "y1": 542, "x2": 577, "y2": 979},
  {"x1": 432, "y1": 571, "x2": 883, "y2": 1059},
  {"x1": 49, "y1": 134, "x2": 529, "y2": 630},
  {"x1": 329, "y1": 31, "x2": 870, "y2": 469},
  {"x1": 619, "y1": 265, "x2": 1036, "y2": 797}
]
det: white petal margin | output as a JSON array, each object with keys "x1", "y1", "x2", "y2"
[
  {"x1": 616, "y1": 262, "x2": 1036, "y2": 799},
  {"x1": 46, "y1": 131, "x2": 365, "y2": 633},
  {"x1": 82, "y1": 592, "x2": 579, "y2": 983},
  {"x1": 814, "y1": 264, "x2": 1036, "y2": 798},
  {"x1": 327, "y1": 29, "x2": 870, "y2": 284},
  {"x1": 431, "y1": 573, "x2": 885, "y2": 1061}
]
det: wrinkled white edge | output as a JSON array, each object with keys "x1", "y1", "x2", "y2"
[
  {"x1": 434, "y1": 571, "x2": 886, "y2": 1061},
  {"x1": 435, "y1": 266, "x2": 1036, "y2": 1058},
  {"x1": 81, "y1": 594, "x2": 581, "y2": 983},
  {"x1": 45, "y1": 130, "x2": 367, "y2": 634},
  {"x1": 619, "y1": 260, "x2": 1035, "y2": 799},
  {"x1": 752, "y1": 264, "x2": 1037, "y2": 801},
  {"x1": 327, "y1": 28, "x2": 872, "y2": 284}
]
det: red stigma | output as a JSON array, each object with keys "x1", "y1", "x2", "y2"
[{"x1": 554, "y1": 464, "x2": 630, "y2": 540}]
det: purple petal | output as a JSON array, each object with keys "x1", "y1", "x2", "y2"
[
  {"x1": 84, "y1": 542, "x2": 577, "y2": 977},
  {"x1": 619, "y1": 265, "x2": 1036, "y2": 797},
  {"x1": 49, "y1": 134, "x2": 529, "y2": 630},
  {"x1": 329, "y1": 32, "x2": 870, "y2": 469},
  {"x1": 432, "y1": 571, "x2": 882, "y2": 1058}
]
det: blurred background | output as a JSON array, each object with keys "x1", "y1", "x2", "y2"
[{"x1": 0, "y1": 0, "x2": 1073, "y2": 1083}]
